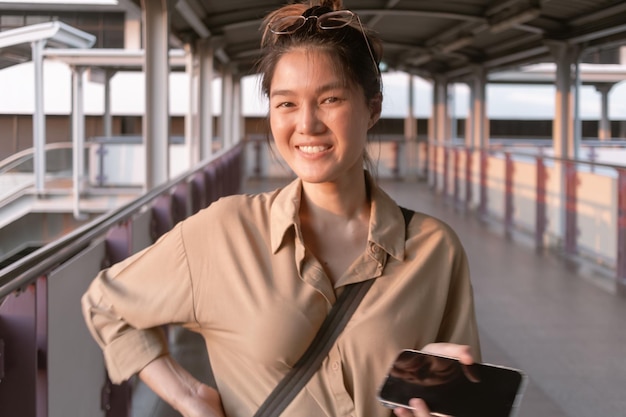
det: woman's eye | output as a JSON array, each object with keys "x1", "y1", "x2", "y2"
[{"x1": 323, "y1": 96, "x2": 340, "y2": 104}]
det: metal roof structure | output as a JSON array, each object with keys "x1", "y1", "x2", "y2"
[
  {"x1": 0, "y1": 21, "x2": 96, "y2": 70},
  {"x1": 129, "y1": 0, "x2": 626, "y2": 81}
]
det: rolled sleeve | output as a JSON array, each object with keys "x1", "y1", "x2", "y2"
[
  {"x1": 103, "y1": 327, "x2": 168, "y2": 383},
  {"x1": 81, "y1": 222, "x2": 195, "y2": 383}
]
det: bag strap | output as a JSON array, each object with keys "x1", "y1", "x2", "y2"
[
  {"x1": 253, "y1": 279, "x2": 374, "y2": 417},
  {"x1": 253, "y1": 206, "x2": 415, "y2": 417}
]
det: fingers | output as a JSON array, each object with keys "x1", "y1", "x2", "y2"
[
  {"x1": 421, "y1": 342, "x2": 474, "y2": 365},
  {"x1": 393, "y1": 399, "x2": 431, "y2": 417}
]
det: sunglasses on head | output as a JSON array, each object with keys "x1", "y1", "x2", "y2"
[{"x1": 268, "y1": 10, "x2": 381, "y2": 80}]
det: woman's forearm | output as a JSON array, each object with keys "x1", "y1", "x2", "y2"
[{"x1": 139, "y1": 355, "x2": 225, "y2": 417}]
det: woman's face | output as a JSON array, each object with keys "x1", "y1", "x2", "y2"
[{"x1": 268, "y1": 48, "x2": 380, "y2": 186}]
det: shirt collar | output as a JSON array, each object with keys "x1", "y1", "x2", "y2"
[
  {"x1": 269, "y1": 173, "x2": 408, "y2": 261},
  {"x1": 270, "y1": 177, "x2": 303, "y2": 254}
]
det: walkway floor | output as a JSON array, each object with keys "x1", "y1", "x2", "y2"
[{"x1": 132, "y1": 178, "x2": 626, "y2": 417}]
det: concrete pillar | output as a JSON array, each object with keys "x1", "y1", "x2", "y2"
[
  {"x1": 142, "y1": 0, "x2": 171, "y2": 190},
  {"x1": 198, "y1": 39, "x2": 215, "y2": 160},
  {"x1": 471, "y1": 66, "x2": 488, "y2": 149},
  {"x1": 71, "y1": 66, "x2": 87, "y2": 220},
  {"x1": 184, "y1": 43, "x2": 200, "y2": 166},
  {"x1": 595, "y1": 83, "x2": 615, "y2": 141},
  {"x1": 404, "y1": 75, "x2": 420, "y2": 180},
  {"x1": 103, "y1": 69, "x2": 114, "y2": 138},
  {"x1": 432, "y1": 76, "x2": 449, "y2": 143},
  {"x1": 220, "y1": 65, "x2": 234, "y2": 150},
  {"x1": 547, "y1": 41, "x2": 581, "y2": 159},
  {"x1": 547, "y1": 41, "x2": 582, "y2": 253},
  {"x1": 231, "y1": 73, "x2": 243, "y2": 146},
  {"x1": 465, "y1": 80, "x2": 474, "y2": 148},
  {"x1": 32, "y1": 39, "x2": 46, "y2": 195}
]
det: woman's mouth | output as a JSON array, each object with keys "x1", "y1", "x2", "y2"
[{"x1": 297, "y1": 145, "x2": 330, "y2": 154}]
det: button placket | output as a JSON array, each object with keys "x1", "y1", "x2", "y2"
[{"x1": 327, "y1": 347, "x2": 357, "y2": 416}]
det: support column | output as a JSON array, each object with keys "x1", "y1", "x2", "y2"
[
  {"x1": 142, "y1": 0, "x2": 171, "y2": 190},
  {"x1": 185, "y1": 43, "x2": 200, "y2": 166},
  {"x1": 433, "y1": 76, "x2": 449, "y2": 143},
  {"x1": 71, "y1": 66, "x2": 87, "y2": 220},
  {"x1": 32, "y1": 39, "x2": 46, "y2": 195},
  {"x1": 548, "y1": 41, "x2": 581, "y2": 159},
  {"x1": 198, "y1": 39, "x2": 214, "y2": 160},
  {"x1": 547, "y1": 41, "x2": 582, "y2": 255},
  {"x1": 220, "y1": 65, "x2": 234, "y2": 150},
  {"x1": 464, "y1": 79, "x2": 474, "y2": 149},
  {"x1": 103, "y1": 69, "x2": 114, "y2": 138},
  {"x1": 471, "y1": 66, "x2": 488, "y2": 149},
  {"x1": 595, "y1": 83, "x2": 615, "y2": 141},
  {"x1": 231, "y1": 73, "x2": 243, "y2": 146},
  {"x1": 404, "y1": 75, "x2": 419, "y2": 181}
]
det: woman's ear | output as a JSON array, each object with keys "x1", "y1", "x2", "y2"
[{"x1": 368, "y1": 93, "x2": 383, "y2": 129}]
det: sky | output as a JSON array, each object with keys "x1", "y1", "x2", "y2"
[{"x1": 1, "y1": 60, "x2": 626, "y2": 120}]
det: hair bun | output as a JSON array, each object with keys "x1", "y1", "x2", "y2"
[{"x1": 315, "y1": 0, "x2": 344, "y2": 11}]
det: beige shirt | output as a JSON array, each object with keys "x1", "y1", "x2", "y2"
[{"x1": 82, "y1": 175, "x2": 480, "y2": 417}]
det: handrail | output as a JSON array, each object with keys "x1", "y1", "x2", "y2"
[
  {"x1": 0, "y1": 142, "x2": 76, "y2": 173},
  {"x1": 439, "y1": 142, "x2": 626, "y2": 171},
  {"x1": 0, "y1": 145, "x2": 240, "y2": 300}
]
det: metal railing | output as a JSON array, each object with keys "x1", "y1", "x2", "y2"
[
  {"x1": 428, "y1": 141, "x2": 626, "y2": 294},
  {"x1": 0, "y1": 143, "x2": 243, "y2": 417}
]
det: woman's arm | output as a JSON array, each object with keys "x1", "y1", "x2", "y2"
[{"x1": 139, "y1": 355, "x2": 225, "y2": 417}]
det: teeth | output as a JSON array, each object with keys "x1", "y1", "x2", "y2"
[{"x1": 299, "y1": 145, "x2": 329, "y2": 154}]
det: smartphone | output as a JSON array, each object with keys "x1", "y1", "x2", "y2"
[{"x1": 377, "y1": 349, "x2": 527, "y2": 417}]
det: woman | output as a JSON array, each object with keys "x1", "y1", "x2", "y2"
[{"x1": 82, "y1": 1, "x2": 481, "y2": 416}]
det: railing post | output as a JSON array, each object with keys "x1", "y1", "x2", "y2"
[
  {"x1": 505, "y1": 152, "x2": 514, "y2": 237},
  {"x1": 254, "y1": 137, "x2": 262, "y2": 177},
  {"x1": 443, "y1": 146, "x2": 449, "y2": 198},
  {"x1": 536, "y1": 156, "x2": 548, "y2": 250},
  {"x1": 453, "y1": 148, "x2": 460, "y2": 207},
  {"x1": 392, "y1": 140, "x2": 401, "y2": 179},
  {"x1": 430, "y1": 143, "x2": 438, "y2": 190},
  {"x1": 564, "y1": 160, "x2": 578, "y2": 255},
  {"x1": 618, "y1": 169, "x2": 626, "y2": 294},
  {"x1": 465, "y1": 148, "x2": 473, "y2": 209},
  {"x1": 479, "y1": 149, "x2": 488, "y2": 219},
  {"x1": 96, "y1": 143, "x2": 108, "y2": 186}
]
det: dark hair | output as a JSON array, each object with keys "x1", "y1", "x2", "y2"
[{"x1": 257, "y1": 0, "x2": 383, "y2": 103}]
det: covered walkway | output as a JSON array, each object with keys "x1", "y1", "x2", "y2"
[
  {"x1": 130, "y1": 178, "x2": 626, "y2": 417},
  {"x1": 384, "y1": 179, "x2": 626, "y2": 417}
]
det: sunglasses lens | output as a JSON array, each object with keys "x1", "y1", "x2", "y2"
[
  {"x1": 269, "y1": 16, "x2": 306, "y2": 34},
  {"x1": 318, "y1": 11, "x2": 353, "y2": 29}
]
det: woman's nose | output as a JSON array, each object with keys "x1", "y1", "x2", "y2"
[{"x1": 297, "y1": 104, "x2": 325, "y2": 135}]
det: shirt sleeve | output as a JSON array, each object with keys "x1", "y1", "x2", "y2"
[
  {"x1": 435, "y1": 226, "x2": 482, "y2": 361},
  {"x1": 81, "y1": 223, "x2": 196, "y2": 383}
]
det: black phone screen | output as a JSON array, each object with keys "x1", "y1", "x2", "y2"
[{"x1": 377, "y1": 350, "x2": 526, "y2": 417}]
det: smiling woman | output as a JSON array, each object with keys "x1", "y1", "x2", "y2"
[
  {"x1": 268, "y1": 49, "x2": 378, "y2": 189},
  {"x1": 81, "y1": 2, "x2": 481, "y2": 417}
]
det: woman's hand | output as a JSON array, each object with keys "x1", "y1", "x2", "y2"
[
  {"x1": 178, "y1": 383, "x2": 226, "y2": 417},
  {"x1": 392, "y1": 343, "x2": 476, "y2": 417},
  {"x1": 421, "y1": 342, "x2": 475, "y2": 366},
  {"x1": 138, "y1": 355, "x2": 226, "y2": 417},
  {"x1": 393, "y1": 398, "x2": 433, "y2": 417}
]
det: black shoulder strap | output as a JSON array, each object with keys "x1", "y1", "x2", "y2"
[
  {"x1": 253, "y1": 205, "x2": 414, "y2": 417},
  {"x1": 253, "y1": 279, "x2": 374, "y2": 417},
  {"x1": 400, "y1": 206, "x2": 415, "y2": 228}
]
